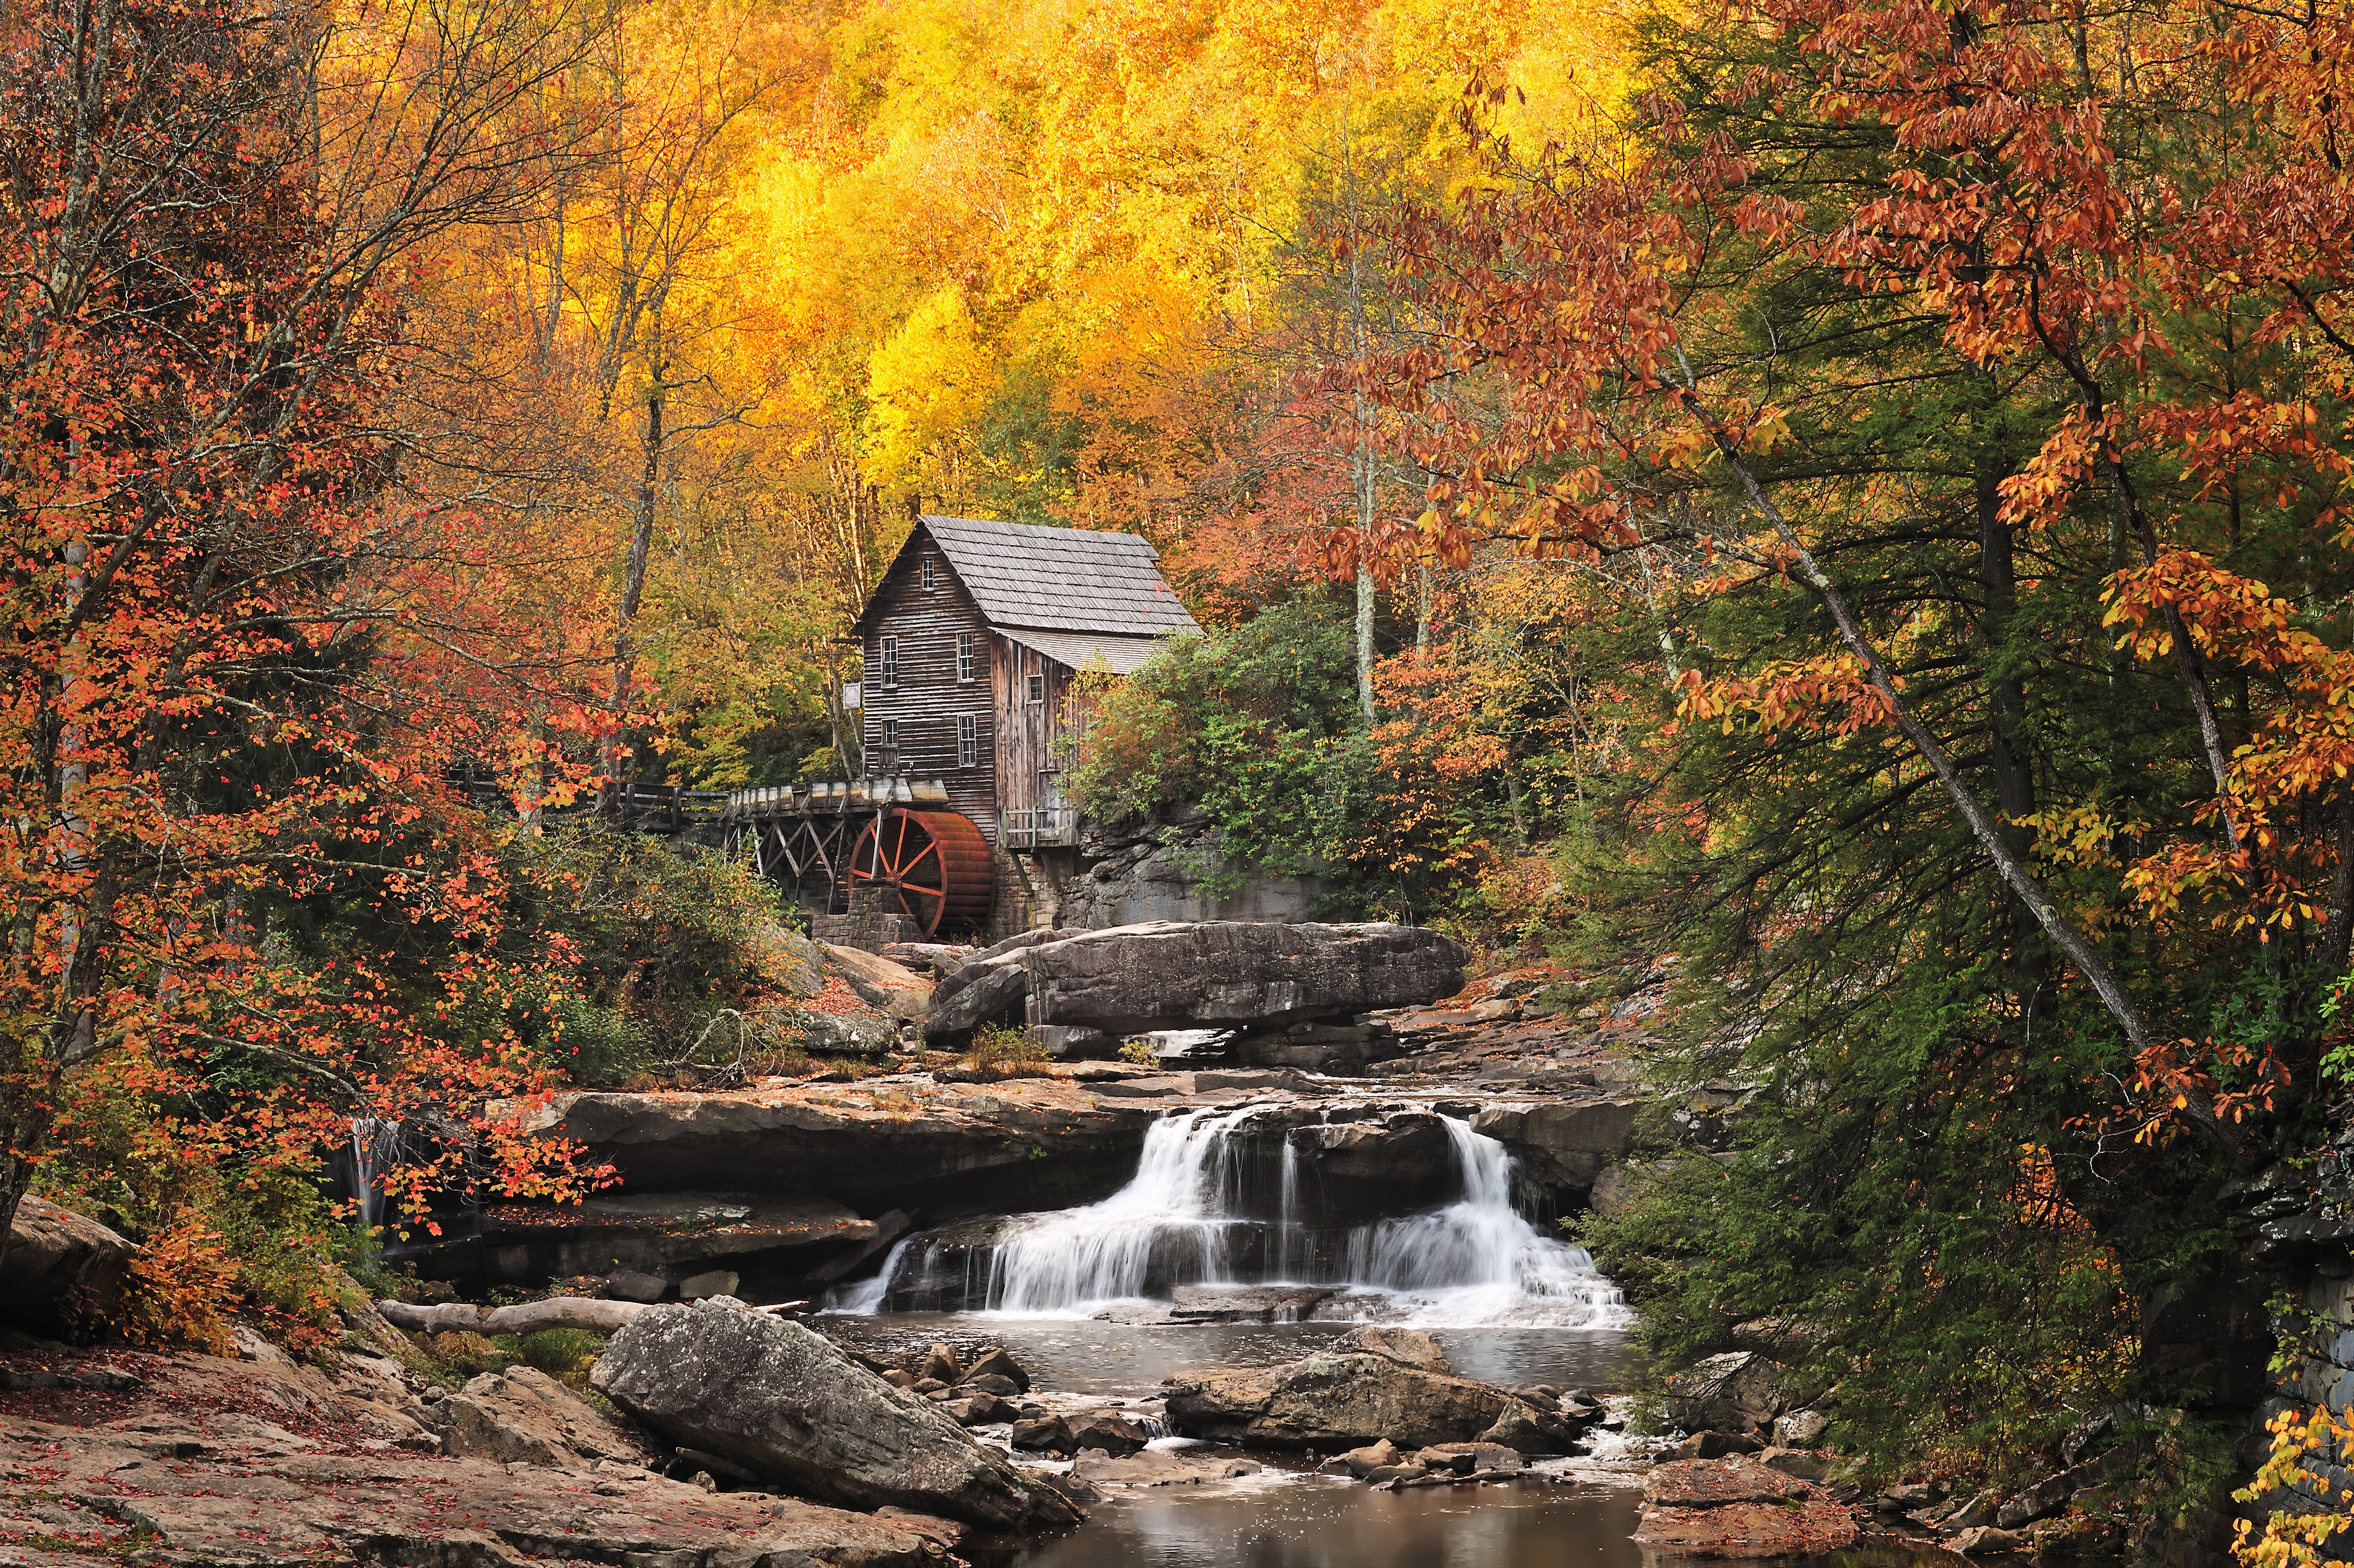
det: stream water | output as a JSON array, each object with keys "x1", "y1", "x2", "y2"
[
  {"x1": 830, "y1": 1104, "x2": 1661, "y2": 1568},
  {"x1": 836, "y1": 1107, "x2": 1632, "y2": 1327}
]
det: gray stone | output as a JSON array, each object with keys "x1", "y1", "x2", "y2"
[
  {"x1": 0, "y1": 1195, "x2": 135, "y2": 1335},
  {"x1": 1773, "y1": 1407, "x2": 1828, "y2": 1447},
  {"x1": 823, "y1": 944, "x2": 935, "y2": 1022},
  {"x1": 1009, "y1": 1416, "x2": 1076, "y2": 1454},
  {"x1": 439, "y1": 1366, "x2": 651, "y2": 1469},
  {"x1": 1995, "y1": 1448, "x2": 2134, "y2": 1529},
  {"x1": 1469, "y1": 1101, "x2": 1643, "y2": 1191},
  {"x1": 1944, "y1": 1489, "x2": 2004, "y2": 1532},
  {"x1": 961, "y1": 1347, "x2": 1031, "y2": 1393},
  {"x1": 482, "y1": 1192, "x2": 875, "y2": 1283},
  {"x1": 1336, "y1": 1326, "x2": 1451, "y2": 1373},
  {"x1": 1061, "y1": 828, "x2": 1328, "y2": 928},
  {"x1": 925, "y1": 921, "x2": 1468, "y2": 1043},
  {"x1": 1068, "y1": 1413, "x2": 1149, "y2": 1456},
  {"x1": 606, "y1": 1269, "x2": 669, "y2": 1302},
  {"x1": 589, "y1": 1300, "x2": 1080, "y2": 1530},
  {"x1": 1166, "y1": 1351, "x2": 1522, "y2": 1451},
  {"x1": 1663, "y1": 1350, "x2": 1784, "y2": 1431},
  {"x1": 1760, "y1": 1446, "x2": 1829, "y2": 1481},
  {"x1": 675, "y1": 1269, "x2": 738, "y2": 1300}
]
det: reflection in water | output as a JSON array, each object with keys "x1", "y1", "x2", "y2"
[
  {"x1": 821, "y1": 1315, "x2": 1644, "y2": 1396},
  {"x1": 994, "y1": 1475, "x2": 1647, "y2": 1568}
]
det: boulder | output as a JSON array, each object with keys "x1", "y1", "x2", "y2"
[
  {"x1": 1943, "y1": 1488, "x2": 2003, "y2": 1532},
  {"x1": 1952, "y1": 1526, "x2": 2028, "y2": 1555},
  {"x1": 1772, "y1": 1408, "x2": 1828, "y2": 1447},
  {"x1": 438, "y1": 1366, "x2": 651, "y2": 1469},
  {"x1": 1637, "y1": 1457, "x2": 1860, "y2": 1560},
  {"x1": 1670, "y1": 1432, "x2": 1766, "y2": 1460},
  {"x1": 914, "y1": 1343, "x2": 965, "y2": 1384},
  {"x1": 959, "y1": 1391, "x2": 1020, "y2": 1426},
  {"x1": 589, "y1": 1300, "x2": 1080, "y2": 1530},
  {"x1": 1068, "y1": 1413, "x2": 1149, "y2": 1456},
  {"x1": 1664, "y1": 1351, "x2": 1784, "y2": 1432},
  {"x1": 1478, "y1": 1400, "x2": 1579, "y2": 1454},
  {"x1": 824, "y1": 945, "x2": 935, "y2": 1022},
  {"x1": 1168, "y1": 1284, "x2": 1337, "y2": 1323},
  {"x1": 1337, "y1": 1326, "x2": 1450, "y2": 1373},
  {"x1": 1994, "y1": 1447, "x2": 2134, "y2": 1529},
  {"x1": 605, "y1": 1269, "x2": 670, "y2": 1302},
  {"x1": 962, "y1": 1347, "x2": 1031, "y2": 1390},
  {"x1": 0, "y1": 1195, "x2": 135, "y2": 1334},
  {"x1": 1010, "y1": 1416, "x2": 1077, "y2": 1454},
  {"x1": 1164, "y1": 1350, "x2": 1522, "y2": 1451},
  {"x1": 1340, "y1": 1439, "x2": 1401, "y2": 1476},
  {"x1": 925, "y1": 921, "x2": 1468, "y2": 1043},
  {"x1": 1469, "y1": 1100, "x2": 1644, "y2": 1192}
]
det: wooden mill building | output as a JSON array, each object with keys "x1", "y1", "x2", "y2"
[{"x1": 724, "y1": 516, "x2": 1196, "y2": 941}]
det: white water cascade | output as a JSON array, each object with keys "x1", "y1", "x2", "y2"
[
  {"x1": 985, "y1": 1107, "x2": 1264, "y2": 1313},
  {"x1": 851, "y1": 1105, "x2": 1630, "y2": 1328}
]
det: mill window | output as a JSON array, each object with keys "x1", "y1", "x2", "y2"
[
  {"x1": 959, "y1": 714, "x2": 976, "y2": 768},
  {"x1": 879, "y1": 636, "x2": 897, "y2": 689},
  {"x1": 1026, "y1": 673, "x2": 1044, "y2": 704},
  {"x1": 958, "y1": 631, "x2": 975, "y2": 682},
  {"x1": 881, "y1": 718, "x2": 898, "y2": 749},
  {"x1": 921, "y1": 556, "x2": 936, "y2": 591}
]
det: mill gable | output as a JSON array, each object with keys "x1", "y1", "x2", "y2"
[{"x1": 849, "y1": 515, "x2": 1198, "y2": 854}]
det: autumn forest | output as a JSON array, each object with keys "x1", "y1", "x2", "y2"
[{"x1": 7, "y1": 0, "x2": 2354, "y2": 1551}]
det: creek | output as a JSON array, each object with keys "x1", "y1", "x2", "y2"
[
  {"x1": 835, "y1": 1105, "x2": 1631, "y2": 1326},
  {"x1": 828, "y1": 1102, "x2": 1657, "y2": 1568}
]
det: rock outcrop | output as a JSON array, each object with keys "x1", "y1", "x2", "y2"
[
  {"x1": 1663, "y1": 1350, "x2": 1787, "y2": 1433},
  {"x1": 510, "y1": 1077, "x2": 1158, "y2": 1209},
  {"x1": 1635, "y1": 1456, "x2": 1860, "y2": 1559},
  {"x1": 0, "y1": 1195, "x2": 135, "y2": 1334},
  {"x1": 824, "y1": 944, "x2": 935, "y2": 1022},
  {"x1": 435, "y1": 1365, "x2": 654, "y2": 1468},
  {"x1": 1469, "y1": 1100, "x2": 1643, "y2": 1192},
  {"x1": 0, "y1": 1340, "x2": 944, "y2": 1568},
  {"x1": 925, "y1": 921, "x2": 1468, "y2": 1042},
  {"x1": 1163, "y1": 1346, "x2": 1574, "y2": 1453},
  {"x1": 474, "y1": 1191, "x2": 877, "y2": 1283},
  {"x1": 590, "y1": 1299, "x2": 1081, "y2": 1530}
]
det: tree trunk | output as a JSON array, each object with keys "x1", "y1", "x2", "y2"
[{"x1": 598, "y1": 379, "x2": 663, "y2": 810}]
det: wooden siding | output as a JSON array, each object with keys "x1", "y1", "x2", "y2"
[
  {"x1": 992, "y1": 634, "x2": 1096, "y2": 831},
  {"x1": 859, "y1": 528, "x2": 999, "y2": 840}
]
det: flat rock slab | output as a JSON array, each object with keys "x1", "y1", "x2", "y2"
[
  {"x1": 505, "y1": 1079, "x2": 1162, "y2": 1200},
  {"x1": 0, "y1": 1347, "x2": 937, "y2": 1568},
  {"x1": 1638, "y1": 1459, "x2": 1859, "y2": 1560}
]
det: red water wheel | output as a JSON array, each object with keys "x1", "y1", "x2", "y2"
[{"x1": 847, "y1": 809, "x2": 993, "y2": 937}]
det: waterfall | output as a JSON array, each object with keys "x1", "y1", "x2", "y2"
[
  {"x1": 844, "y1": 1105, "x2": 1629, "y2": 1328},
  {"x1": 1341, "y1": 1118, "x2": 1627, "y2": 1326},
  {"x1": 834, "y1": 1237, "x2": 917, "y2": 1314},
  {"x1": 984, "y1": 1107, "x2": 1260, "y2": 1313},
  {"x1": 1273, "y1": 1137, "x2": 1301, "y2": 1283}
]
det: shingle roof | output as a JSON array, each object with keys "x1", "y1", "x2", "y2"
[
  {"x1": 896, "y1": 516, "x2": 1200, "y2": 637},
  {"x1": 1002, "y1": 628, "x2": 1189, "y2": 675}
]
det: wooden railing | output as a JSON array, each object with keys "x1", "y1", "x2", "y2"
[{"x1": 999, "y1": 807, "x2": 1081, "y2": 848}]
